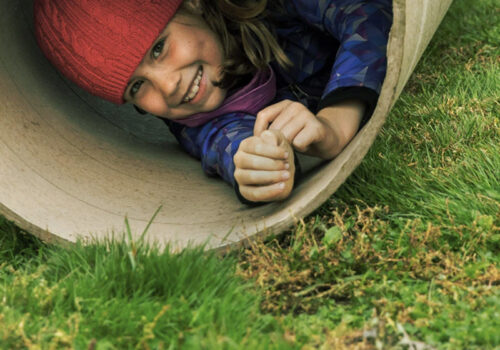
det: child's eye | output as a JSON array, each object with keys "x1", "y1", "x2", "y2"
[
  {"x1": 130, "y1": 80, "x2": 143, "y2": 98},
  {"x1": 152, "y1": 39, "x2": 165, "y2": 59}
]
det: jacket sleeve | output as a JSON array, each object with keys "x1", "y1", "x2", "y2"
[
  {"x1": 163, "y1": 113, "x2": 255, "y2": 187},
  {"x1": 292, "y1": 0, "x2": 393, "y2": 120}
]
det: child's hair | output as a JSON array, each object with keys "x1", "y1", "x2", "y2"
[{"x1": 184, "y1": 0, "x2": 291, "y2": 90}]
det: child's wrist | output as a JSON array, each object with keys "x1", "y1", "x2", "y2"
[
  {"x1": 311, "y1": 116, "x2": 342, "y2": 159},
  {"x1": 314, "y1": 100, "x2": 365, "y2": 158}
]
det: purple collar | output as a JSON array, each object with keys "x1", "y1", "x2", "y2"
[{"x1": 173, "y1": 67, "x2": 276, "y2": 127}]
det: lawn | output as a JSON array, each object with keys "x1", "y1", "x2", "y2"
[{"x1": 1, "y1": 0, "x2": 498, "y2": 348}]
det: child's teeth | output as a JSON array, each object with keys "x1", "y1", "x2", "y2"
[
  {"x1": 184, "y1": 68, "x2": 203, "y2": 103},
  {"x1": 187, "y1": 85, "x2": 199, "y2": 99}
]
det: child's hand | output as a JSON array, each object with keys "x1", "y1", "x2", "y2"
[
  {"x1": 234, "y1": 130, "x2": 295, "y2": 202},
  {"x1": 254, "y1": 99, "x2": 365, "y2": 159}
]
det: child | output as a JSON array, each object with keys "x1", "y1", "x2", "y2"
[{"x1": 34, "y1": 0, "x2": 392, "y2": 204}]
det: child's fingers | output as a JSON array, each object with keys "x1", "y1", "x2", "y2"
[
  {"x1": 261, "y1": 129, "x2": 295, "y2": 149},
  {"x1": 266, "y1": 105, "x2": 304, "y2": 131},
  {"x1": 234, "y1": 169, "x2": 291, "y2": 186},
  {"x1": 254, "y1": 100, "x2": 294, "y2": 136},
  {"x1": 236, "y1": 138, "x2": 295, "y2": 202},
  {"x1": 238, "y1": 182, "x2": 288, "y2": 202},
  {"x1": 290, "y1": 123, "x2": 325, "y2": 152},
  {"x1": 260, "y1": 129, "x2": 279, "y2": 146},
  {"x1": 271, "y1": 118, "x2": 305, "y2": 143},
  {"x1": 259, "y1": 104, "x2": 317, "y2": 144},
  {"x1": 238, "y1": 136, "x2": 287, "y2": 159},
  {"x1": 233, "y1": 152, "x2": 289, "y2": 171}
]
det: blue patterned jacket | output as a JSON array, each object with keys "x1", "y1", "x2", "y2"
[{"x1": 165, "y1": 0, "x2": 393, "y2": 199}]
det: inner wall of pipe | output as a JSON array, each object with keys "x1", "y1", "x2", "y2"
[{"x1": 1, "y1": 1, "x2": 327, "y2": 248}]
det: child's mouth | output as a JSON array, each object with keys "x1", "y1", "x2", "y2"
[{"x1": 182, "y1": 66, "x2": 203, "y2": 104}]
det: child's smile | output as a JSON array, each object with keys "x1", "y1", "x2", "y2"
[
  {"x1": 124, "y1": 9, "x2": 227, "y2": 120},
  {"x1": 182, "y1": 65, "x2": 204, "y2": 103}
]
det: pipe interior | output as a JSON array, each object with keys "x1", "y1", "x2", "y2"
[
  {"x1": 1, "y1": 1, "x2": 328, "y2": 249},
  {"x1": 0, "y1": 0, "x2": 453, "y2": 250}
]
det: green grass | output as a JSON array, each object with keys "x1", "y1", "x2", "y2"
[
  {"x1": 1, "y1": 0, "x2": 499, "y2": 348},
  {"x1": 0, "y1": 222, "x2": 290, "y2": 349}
]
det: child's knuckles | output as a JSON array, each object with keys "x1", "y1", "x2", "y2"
[
  {"x1": 233, "y1": 152, "x2": 244, "y2": 166},
  {"x1": 256, "y1": 109, "x2": 269, "y2": 119},
  {"x1": 240, "y1": 137, "x2": 257, "y2": 151},
  {"x1": 282, "y1": 99, "x2": 295, "y2": 109},
  {"x1": 245, "y1": 171, "x2": 258, "y2": 183},
  {"x1": 256, "y1": 110, "x2": 273, "y2": 124},
  {"x1": 234, "y1": 168, "x2": 244, "y2": 182},
  {"x1": 239, "y1": 138, "x2": 250, "y2": 149},
  {"x1": 289, "y1": 101, "x2": 306, "y2": 113}
]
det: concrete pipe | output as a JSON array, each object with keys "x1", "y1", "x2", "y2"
[{"x1": 0, "y1": 0, "x2": 453, "y2": 250}]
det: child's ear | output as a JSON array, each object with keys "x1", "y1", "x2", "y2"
[{"x1": 182, "y1": 0, "x2": 203, "y2": 15}]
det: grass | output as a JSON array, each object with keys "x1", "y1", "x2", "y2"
[
  {"x1": 1, "y1": 0, "x2": 499, "y2": 348},
  {"x1": 0, "y1": 222, "x2": 289, "y2": 349}
]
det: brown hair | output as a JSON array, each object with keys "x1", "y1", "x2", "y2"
[{"x1": 181, "y1": 0, "x2": 291, "y2": 90}]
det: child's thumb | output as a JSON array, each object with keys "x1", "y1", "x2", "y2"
[{"x1": 261, "y1": 129, "x2": 283, "y2": 147}]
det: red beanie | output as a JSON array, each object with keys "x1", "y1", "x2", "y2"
[{"x1": 34, "y1": 0, "x2": 184, "y2": 104}]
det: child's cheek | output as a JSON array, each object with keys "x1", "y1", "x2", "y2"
[{"x1": 171, "y1": 38, "x2": 197, "y2": 64}]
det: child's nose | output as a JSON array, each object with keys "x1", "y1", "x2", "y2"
[{"x1": 151, "y1": 69, "x2": 181, "y2": 105}]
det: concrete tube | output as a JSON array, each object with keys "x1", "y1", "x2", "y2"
[{"x1": 0, "y1": 0, "x2": 453, "y2": 250}]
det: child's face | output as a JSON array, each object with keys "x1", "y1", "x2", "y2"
[{"x1": 123, "y1": 10, "x2": 226, "y2": 120}]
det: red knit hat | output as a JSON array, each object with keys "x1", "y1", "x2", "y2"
[{"x1": 34, "y1": 0, "x2": 184, "y2": 104}]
